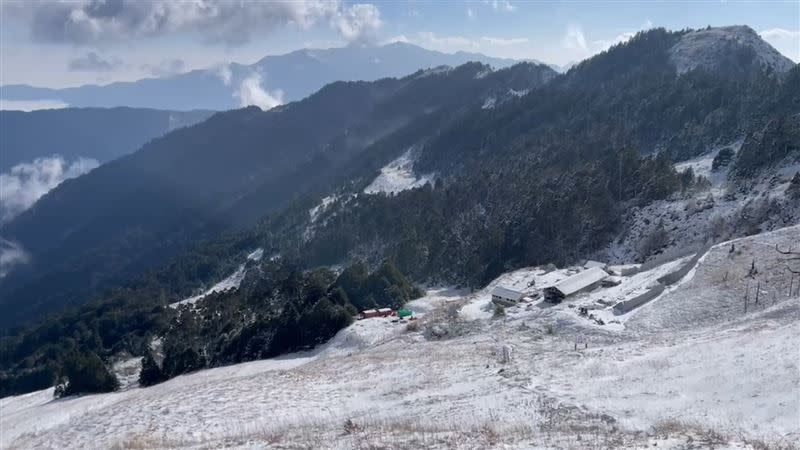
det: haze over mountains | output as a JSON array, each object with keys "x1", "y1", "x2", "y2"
[
  {"x1": 0, "y1": 108, "x2": 214, "y2": 227},
  {"x1": 0, "y1": 108, "x2": 213, "y2": 172},
  {"x1": 1, "y1": 43, "x2": 525, "y2": 111}
]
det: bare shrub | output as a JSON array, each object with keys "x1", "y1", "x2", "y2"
[
  {"x1": 343, "y1": 418, "x2": 361, "y2": 434},
  {"x1": 479, "y1": 423, "x2": 500, "y2": 446},
  {"x1": 493, "y1": 303, "x2": 506, "y2": 318},
  {"x1": 638, "y1": 223, "x2": 669, "y2": 259}
]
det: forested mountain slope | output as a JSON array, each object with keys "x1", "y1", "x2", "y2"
[
  {"x1": 273, "y1": 28, "x2": 800, "y2": 285},
  {"x1": 0, "y1": 62, "x2": 557, "y2": 327},
  {"x1": 1, "y1": 25, "x2": 797, "y2": 400}
]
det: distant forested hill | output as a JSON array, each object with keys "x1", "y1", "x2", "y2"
[{"x1": 0, "y1": 43, "x2": 523, "y2": 111}]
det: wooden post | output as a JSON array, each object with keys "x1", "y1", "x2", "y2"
[
  {"x1": 755, "y1": 280, "x2": 760, "y2": 305},
  {"x1": 744, "y1": 282, "x2": 749, "y2": 314}
]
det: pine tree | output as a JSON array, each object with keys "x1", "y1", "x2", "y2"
[
  {"x1": 55, "y1": 352, "x2": 119, "y2": 397},
  {"x1": 787, "y1": 172, "x2": 800, "y2": 200},
  {"x1": 138, "y1": 352, "x2": 165, "y2": 387}
]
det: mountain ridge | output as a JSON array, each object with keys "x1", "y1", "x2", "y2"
[
  {"x1": 0, "y1": 26, "x2": 796, "y2": 328},
  {"x1": 0, "y1": 61, "x2": 558, "y2": 326},
  {"x1": 0, "y1": 43, "x2": 524, "y2": 111}
]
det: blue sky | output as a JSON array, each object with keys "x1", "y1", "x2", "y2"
[{"x1": 1, "y1": 1, "x2": 798, "y2": 88}]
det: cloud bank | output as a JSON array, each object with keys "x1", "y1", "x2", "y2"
[
  {"x1": 0, "y1": 155, "x2": 99, "y2": 223},
  {"x1": 68, "y1": 51, "x2": 123, "y2": 72},
  {"x1": 141, "y1": 58, "x2": 186, "y2": 77},
  {"x1": 760, "y1": 28, "x2": 800, "y2": 62},
  {"x1": 235, "y1": 73, "x2": 284, "y2": 111},
  {"x1": 0, "y1": 238, "x2": 30, "y2": 278},
  {"x1": 13, "y1": 0, "x2": 382, "y2": 46},
  {"x1": 0, "y1": 100, "x2": 69, "y2": 112},
  {"x1": 332, "y1": 3, "x2": 382, "y2": 44}
]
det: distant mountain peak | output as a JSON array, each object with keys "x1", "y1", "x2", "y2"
[
  {"x1": 669, "y1": 25, "x2": 796, "y2": 75},
  {"x1": 2, "y1": 42, "x2": 527, "y2": 111}
]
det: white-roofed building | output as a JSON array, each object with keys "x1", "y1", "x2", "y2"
[
  {"x1": 491, "y1": 286, "x2": 525, "y2": 304},
  {"x1": 583, "y1": 260, "x2": 608, "y2": 270},
  {"x1": 544, "y1": 267, "x2": 608, "y2": 303}
]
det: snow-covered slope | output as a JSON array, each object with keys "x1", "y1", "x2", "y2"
[
  {"x1": 169, "y1": 248, "x2": 263, "y2": 308},
  {"x1": 363, "y1": 147, "x2": 435, "y2": 195},
  {"x1": 670, "y1": 25, "x2": 796, "y2": 75},
  {"x1": 3, "y1": 227, "x2": 798, "y2": 449},
  {"x1": 601, "y1": 140, "x2": 800, "y2": 265}
]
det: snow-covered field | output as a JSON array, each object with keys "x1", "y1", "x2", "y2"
[{"x1": 2, "y1": 227, "x2": 799, "y2": 449}]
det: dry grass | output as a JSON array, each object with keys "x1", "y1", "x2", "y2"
[{"x1": 104, "y1": 412, "x2": 797, "y2": 450}]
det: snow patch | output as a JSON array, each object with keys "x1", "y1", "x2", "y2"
[
  {"x1": 246, "y1": 248, "x2": 264, "y2": 261},
  {"x1": 363, "y1": 147, "x2": 435, "y2": 195},
  {"x1": 474, "y1": 67, "x2": 492, "y2": 79},
  {"x1": 308, "y1": 194, "x2": 338, "y2": 223},
  {"x1": 169, "y1": 248, "x2": 262, "y2": 308},
  {"x1": 415, "y1": 65, "x2": 452, "y2": 79}
]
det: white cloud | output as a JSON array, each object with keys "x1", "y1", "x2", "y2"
[
  {"x1": 592, "y1": 20, "x2": 654, "y2": 51},
  {"x1": 417, "y1": 31, "x2": 478, "y2": 50},
  {"x1": 12, "y1": 0, "x2": 382, "y2": 46},
  {"x1": 0, "y1": 238, "x2": 29, "y2": 278},
  {"x1": 68, "y1": 51, "x2": 123, "y2": 72},
  {"x1": 0, "y1": 99, "x2": 69, "y2": 111},
  {"x1": 383, "y1": 32, "x2": 530, "y2": 57},
  {"x1": 481, "y1": 37, "x2": 528, "y2": 46},
  {"x1": 592, "y1": 31, "x2": 637, "y2": 51},
  {"x1": 141, "y1": 58, "x2": 185, "y2": 77},
  {"x1": 564, "y1": 21, "x2": 656, "y2": 59},
  {"x1": 487, "y1": 0, "x2": 515, "y2": 12},
  {"x1": 235, "y1": 72, "x2": 284, "y2": 110},
  {"x1": 384, "y1": 35, "x2": 410, "y2": 44},
  {"x1": 332, "y1": 3, "x2": 382, "y2": 44},
  {"x1": 0, "y1": 155, "x2": 99, "y2": 223},
  {"x1": 760, "y1": 28, "x2": 800, "y2": 40},
  {"x1": 760, "y1": 28, "x2": 800, "y2": 62},
  {"x1": 217, "y1": 64, "x2": 233, "y2": 86},
  {"x1": 564, "y1": 25, "x2": 588, "y2": 51},
  {"x1": 466, "y1": 8, "x2": 475, "y2": 19}
]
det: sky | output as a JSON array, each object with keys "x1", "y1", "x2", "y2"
[{"x1": 1, "y1": 0, "x2": 798, "y2": 89}]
